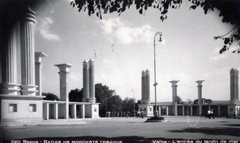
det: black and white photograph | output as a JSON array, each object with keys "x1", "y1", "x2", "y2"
[{"x1": 0, "y1": 0, "x2": 240, "y2": 142}]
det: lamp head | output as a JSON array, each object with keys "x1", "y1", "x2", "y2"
[{"x1": 159, "y1": 37, "x2": 162, "y2": 42}]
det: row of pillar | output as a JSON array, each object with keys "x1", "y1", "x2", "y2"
[
  {"x1": 83, "y1": 60, "x2": 96, "y2": 103},
  {"x1": 141, "y1": 70, "x2": 150, "y2": 104},
  {"x1": 169, "y1": 80, "x2": 204, "y2": 116},
  {"x1": 0, "y1": 5, "x2": 46, "y2": 96}
]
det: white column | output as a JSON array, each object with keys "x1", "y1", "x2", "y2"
[
  {"x1": 20, "y1": 6, "x2": 37, "y2": 95},
  {"x1": 53, "y1": 103, "x2": 58, "y2": 119},
  {"x1": 166, "y1": 106, "x2": 169, "y2": 116},
  {"x1": 81, "y1": 104, "x2": 85, "y2": 118},
  {"x1": 55, "y1": 63, "x2": 73, "y2": 119},
  {"x1": 196, "y1": 80, "x2": 204, "y2": 116},
  {"x1": 43, "y1": 103, "x2": 49, "y2": 120},
  {"x1": 35, "y1": 52, "x2": 47, "y2": 96},
  {"x1": 83, "y1": 60, "x2": 89, "y2": 102},
  {"x1": 170, "y1": 80, "x2": 179, "y2": 116},
  {"x1": 88, "y1": 59, "x2": 96, "y2": 103},
  {"x1": 0, "y1": 22, "x2": 20, "y2": 95},
  {"x1": 158, "y1": 106, "x2": 161, "y2": 116}
]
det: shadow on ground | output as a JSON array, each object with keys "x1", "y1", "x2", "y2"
[{"x1": 169, "y1": 127, "x2": 240, "y2": 137}]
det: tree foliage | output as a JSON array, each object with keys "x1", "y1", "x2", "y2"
[
  {"x1": 193, "y1": 98, "x2": 212, "y2": 104},
  {"x1": 71, "y1": 0, "x2": 240, "y2": 54},
  {"x1": 175, "y1": 95, "x2": 183, "y2": 104},
  {"x1": 69, "y1": 88, "x2": 83, "y2": 102},
  {"x1": 42, "y1": 92, "x2": 59, "y2": 101}
]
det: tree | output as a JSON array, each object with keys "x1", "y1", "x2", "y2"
[
  {"x1": 107, "y1": 95, "x2": 123, "y2": 115},
  {"x1": 69, "y1": 88, "x2": 83, "y2": 102},
  {"x1": 176, "y1": 95, "x2": 183, "y2": 104},
  {"x1": 95, "y1": 83, "x2": 116, "y2": 116},
  {"x1": 42, "y1": 92, "x2": 59, "y2": 101},
  {"x1": 71, "y1": 0, "x2": 240, "y2": 54},
  {"x1": 122, "y1": 97, "x2": 135, "y2": 116},
  {"x1": 193, "y1": 98, "x2": 212, "y2": 105}
]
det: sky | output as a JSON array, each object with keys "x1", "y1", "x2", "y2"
[{"x1": 26, "y1": 0, "x2": 240, "y2": 102}]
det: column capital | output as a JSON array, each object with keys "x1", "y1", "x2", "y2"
[
  {"x1": 55, "y1": 63, "x2": 73, "y2": 72},
  {"x1": 21, "y1": 5, "x2": 36, "y2": 23},
  {"x1": 196, "y1": 80, "x2": 204, "y2": 85},
  {"x1": 35, "y1": 52, "x2": 47, "y2": 63},
  {"x1": 169, "y1": 80, "x2": 179, "y2": 85}
]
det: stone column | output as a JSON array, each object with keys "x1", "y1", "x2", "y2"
[
  {"x1": 158, "y1": 106, "x2": 161, "y2": 116},
  {"x1": 35, "y1": 52, "x2": 47, "y2": 96},
  {"x1": 196, "y1": 80, "x2": 204, "y2": 116},
  {"x1": 141, "y1": 70, "x2": 145, "y2": 104},
  {"x1": 88, "y1": 59, "x2": 96, "y2": 103},
  {"x1": 83, "y1": 60, "x2": 89, "y2": 102},
  {"x1": 20, "y1": 6, "x2": 37, "y2": 95},
  {"x1": 166, "y1": 106, "x2": 169, "y2": 116},
  {"x1": 182, "y1": 105, "x2": 185, "y2": 116},
  {"x1": 145, "y1": 69, "x2": 150, "y2": 104},
  {"x1": 55, "y1": 63, "x2": 73, "y2": 119},
  {"x1": 190, "y1": 106, "x2": 193, "y2": 116},
  {"x1": 53, "y1": 103, "x2": 58, "y2": 119},
  {"x1": 230, "y1": 69, "x2": 239, "y2": 101},
  {"x1": 170, "y1": 80, "x2": 179, "y2": 116},
  {"x1": 0, "y1": 22, "x2": 20, "y2": 95}
]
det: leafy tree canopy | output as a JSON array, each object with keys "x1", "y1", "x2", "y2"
[
  {"x1": 42, "y1": 92, "x2": 59, "y2": 101},
  {"x1": 71, "y1": 0, "x2": 240, "y2": 54}
]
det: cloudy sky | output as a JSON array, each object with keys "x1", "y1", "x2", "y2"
[{"x1": 30, "y1": 0, "x2": 239, "y2": 102}]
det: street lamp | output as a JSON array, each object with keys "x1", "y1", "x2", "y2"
[
  {"x1": 153, "y1": 32, "x2": 162, "y2": 117},
  {"x1": 132, "y1": 89, "x2": 135, "y2": 117}
]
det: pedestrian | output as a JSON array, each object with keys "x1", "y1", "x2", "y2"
[
  {"x1": 137, "y1": 111, "x2": 140, "y2": 118},
  {"x1": 210, "y1": 109, "x2": 215, "y2": 119},
  {"x1": 206, "y1": 109, "x2": 211, "y2": 119}
]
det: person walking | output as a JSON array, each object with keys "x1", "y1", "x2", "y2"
[{"x1": 206, "y1": 109, "x2": 211, "y2": 119}]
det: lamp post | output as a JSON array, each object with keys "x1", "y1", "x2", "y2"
[
  {"x1": 153, "y1": 32, "x2": 162, "y2": 117},
  {"x1": 132, "y1": 89, "x2": 135, "y2": 117}
]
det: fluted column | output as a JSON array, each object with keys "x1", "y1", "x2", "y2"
[
  {"x1": 35, "y1": 52, "x2": 47, "y2": 96},
  {"x1": 83, "y1": 60, "x2": 89, "y2": 102},
  {"x1": 89, "y1": 59, "x2": 96, "y2": 103},
  {"x1": 196, "y1": 80, "x2": 204, "y2": 116},
  {"x1": 145, "y1": 69, "x2": 150, "y2": 104},
  {"x1": 0, "y1": 22, "x2": 20, "y2": 95},
  {"x1": 20, "y1": 5, "x2": 37, "y2": 95}
]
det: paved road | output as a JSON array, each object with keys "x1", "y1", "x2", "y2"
[{"x1": 1, "y1": 116, "x2": 240, "y2": 143}]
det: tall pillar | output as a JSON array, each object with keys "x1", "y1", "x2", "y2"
[
  {"x1": 20, "y1": 5, "x2": 37, "y2": 95},
  {"x1": 55, "y1": 63, "x2": 73, "y2": 119},
  {"x1": 88, "y1": 59, "x2": 96, "y2": 103},
  {"x1": 170, "y1": 80, "x2": 179, "y2": 116},
  {"x1": 141, "y1": 70, "x2": 146, "y2": 104},
  {"x1": 35, "y1": 52, "x2": 47, "y2": 96},
  {"x1": 0, "y1": 22, "x2": 20, "y2": 95},
  {"x1": 83, "y1": 60, "x2": 89, "y2": 102},
  {"x1": 230, "y1": 69, "x2": 239, "y2": 102},
  {"x1": 196, "y1": 80, "x2": 204, "y2": 116},
  {"x1": 145, "y1": 69, "x2": 150, "y2": 104},
  {"x1": 170, "y1": 80, "x2": 179, "y2": 103}
]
